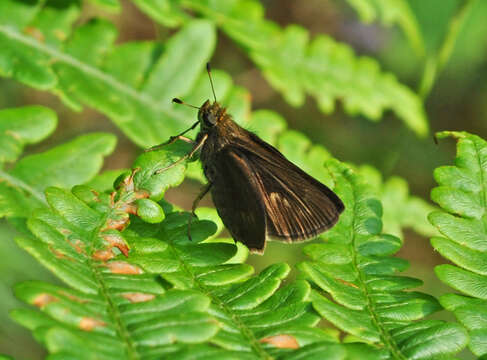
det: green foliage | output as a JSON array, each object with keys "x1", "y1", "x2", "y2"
[
  {"x1": 0, "y1": 105, "x2": 56, "y2": 163},
  {"x1": 0, "y1": 0, "x2": 217, "y2": 146},
  {"x1": 0, "y1": 0, "x2": 428, "y2": 139},
  {"x1": 344, "y1": 0, "x2": 425, "y2": 56},
  {"x1": 299, "y1": 160, "x2": 468, "y2": 358},
  {"x1": 134, "y1": 0, "x2": 428, "y2": 136},
  {"x1": 1, "y1": 2, "x2": 483, "y2": 359},
  {"x1": 439, "y1": 0, "x2": 487, "y2": 76},
  {"x1": 12, "y1": 187, "x2": 220, "y2": 359},
  {"x1": 0, "y1": 105, "x2": 115, "y2": 220},
  {"x1": 357, "y1": 165, "x2": 437, "y2": 238},
  {"x1": 4, "y1": 138, "x2": 342, "y2": 359},
  {"x1": 430, "y1": 131, "x2": 487, "y2": 357}
]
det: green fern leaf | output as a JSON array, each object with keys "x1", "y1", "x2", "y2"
[
  {"x1": 133, "y1": 0, "x2": 428, "y2": 136},
  {"x1": 12, "y1": 184, "x2": 220, "y2": 359},
  {"x1": 0, "y1": 105, "x2": 56, "y2": 163},
  {"x1": 344, "y1": 0, "x2": 425, "y2": 57},
  {"x1": 85, "y1": 169, "x2": 129, "y2": 193},
  {"x1": 299, "y1": 159, "x2": 468, "y2": 359},
  {"x1": 358, "y1": 165, "x2": 437, "y2": 238},
  {"x1": 430, "y1": 131, "x2": 487, "y2": 357},
  {"x1": 0, "y1": 106, "x2": 115, "y2": 219}
]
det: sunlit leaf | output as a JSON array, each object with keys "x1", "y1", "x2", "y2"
[
  {"x1": 0, "y1": 105, "x2": 56, "y2": 163},
  {"x1": 0, "y1": 107, "x2": 115, "y2": 219},
  {"x1": 299, "y1": 159, "x2": 468, "y2": 358},
  {"x1": 430, "y1": 131, "x2": 487, "y2": 357}
]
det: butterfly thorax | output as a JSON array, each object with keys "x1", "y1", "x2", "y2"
[{"x1": 197, "y1": 100, "x2": 249, "y2": 180}]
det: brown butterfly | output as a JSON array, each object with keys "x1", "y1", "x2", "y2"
[{"x1": 150, "y1": 64, "x2": 344, "y2": 253}]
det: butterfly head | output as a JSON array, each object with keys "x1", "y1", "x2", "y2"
[{"x1": 198, "y1": 100, "x2": 225, "y2": 130}]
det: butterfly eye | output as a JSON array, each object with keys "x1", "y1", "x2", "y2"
[{"x1": 203, "y1": 112, "x2": 217, "y2": 127}]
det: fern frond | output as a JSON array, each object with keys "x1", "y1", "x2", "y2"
[
  {"x1": 0, "y1": 105, "x2": 115, "y2": 220},
  {"x1": 133, "y1": 0, "x2": 428, "y2": 136},
  {"x1": 430, "y1": 131, "x2": 487, "y2": 357},
  {"x1": 299, "y1": 159, "x2": 468, "y2": 359},
  {"x1": 12, "y1": 186, "x2": 219, "y2": 359},
  {"x1": 344, "y1": 0, "x2": 425, "y2": 57}
]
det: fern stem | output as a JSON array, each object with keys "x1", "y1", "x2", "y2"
[
  {"x1": 89, "y1": 217, "x2": 140, "y2": 360},
  {"x1": 418, "y1": 0, "x2": 478, "y2": 99},
  {"x1": 0, "y1": 170, "x2": 46, "y2": 204},
  {"x1": 165, "y1": 238, "x2": 273, "y2": 360},
  {"x1": 349, "y1": 181, "x2": 407, "y2": 360}
]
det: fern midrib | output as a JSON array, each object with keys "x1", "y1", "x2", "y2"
[
  {"x1": 165, "y1": 237, "x2": 273, "y2": 360},
  {"x1": 0, "y1": 169, "x2": 46, "y2": 203},
  {"x1": 348, "y1": 184, "x2": 407, "y2": 360},
  {"x1": 89, "y1": 214, "x2": 139, "y2": 360}
]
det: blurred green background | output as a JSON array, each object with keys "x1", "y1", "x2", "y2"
[{"x1": 1, "y1": 0, "x2": 486, "y2": 358}]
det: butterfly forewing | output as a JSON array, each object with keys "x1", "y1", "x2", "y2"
[
  {"x1": 226, "y1": 136, "x2": 344, "y2": 241},
  {"x1": 209, "y1": 147, "x2": 267, "y2": 251}
]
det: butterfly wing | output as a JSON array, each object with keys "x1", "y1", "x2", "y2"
[
  {"x1": 231, "y1": 133, "x2": 344, "y2": 241},
  {"x1": 209, "y1": 147, "x2": 267, "y2": 252}
]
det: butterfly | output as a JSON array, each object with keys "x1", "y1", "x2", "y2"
[{"x1": 150, "y1": 64, "x2": 344, "y2": 253}]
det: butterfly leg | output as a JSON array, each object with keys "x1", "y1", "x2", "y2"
[
  {"x1": 145, "y1": 120, "x2": 199, "y2": 152},
  {"x1": 187, "y1": 182, "x2": 213, "y2": 241},
  {"x1": 153, "y1": 134, "x2": 208, "y2": 175}
]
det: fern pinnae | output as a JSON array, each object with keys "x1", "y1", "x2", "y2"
[
  {"x1": 430, "y1": 131, "x2": 487, "y2": 357},
  {"x1": 299, "y1": 159, "x2": 468, "y2": 359},
  {"x1": 26, "y1": 187, "x2": 141, "y2": 358},
  {"x1": 0, "y1": 169, "x2": 46, "y2": 204},
  {"x1": 124, "y1": 194, "x2": 326, "y2": 358},
  {"x1": 0, "y1": 106, "x2": 116, "y2": 222},
  {"x1": 128, "y1": 212, "x2": 280, "y2": 359},
  {"x1": 345, "y1": 176, "x2": 406, "y2": 360},
  {"x1": 88, "y1": 205, "x2": 140, "y2": 359},
  {"x1": 0, "y1": 25, "x2": 145, "y2": 101},
  {"x1": 0, "y1": 2, "x2": 217, "y2": 146},
  {"x1": 13, "y1": 180, "x2": 221, "y2": 359},
  {"x1": 133, "y1": 0, "x2": 428, "y2": 136}
]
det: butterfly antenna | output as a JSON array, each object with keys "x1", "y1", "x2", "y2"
[
  {"x1": 172, "y1": 98, "x2": 200, "y2": 110},
  {"x1": 206, "y1": 62, "x2": 217, "y2": 103}
]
